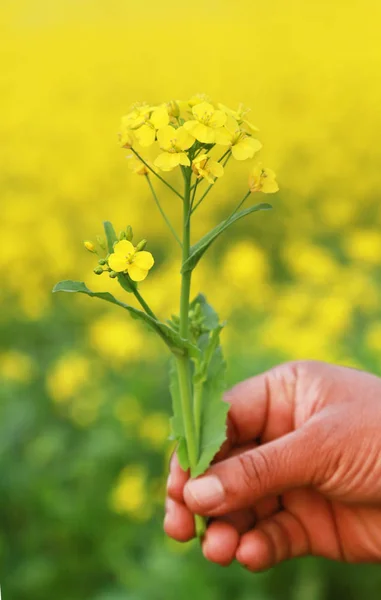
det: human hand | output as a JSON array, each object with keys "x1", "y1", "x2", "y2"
[{"x1": 164, "y1": 361, "x2": 381, "y2": 570}]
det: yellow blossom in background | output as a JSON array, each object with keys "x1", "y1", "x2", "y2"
[
  {"x1": 139, "y1": 412, "x2": 169, "y2": 449},
  {"x1": 192, "y1": 154, "x2": 224, "y2": 184},
  {"x1": 249, "y1": 163, "x2": 279, "y2": 193},
  {"x1": 0, "y1": 351, "x2": 34, "y2": 383},
  {"x1": 110, "y1": 465, "x2": 152, "y2": 521},
  {"x1": 108, "y1": 240, "x2": 154, "y2": 281},
  {"x1": 154, "y1": 125, "x2": 195, "y2": 171},
  {"x1": 46, "y1": 353, "x2": 90, "y2": 403},
  {"x1": 184, "y1": 101, "x2": 227, "y2": 144},
  {"x1": 89, "y1": 314, "x2": 147, "y2": 362},
  {"x1": 344, "y1": 229, "x2": 381, "y2": 265}
]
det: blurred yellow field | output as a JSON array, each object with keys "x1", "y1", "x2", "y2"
[{"x1": 2, "y1": 1, "x2": 381, "y2": 598}]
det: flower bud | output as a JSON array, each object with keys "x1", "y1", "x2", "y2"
[
  {"x1": 93, "y1": 267, "x2": 104, "y2": 275},
  {"x1": 109, "y1": 271, "x2": 118, "y2": 279},
  {"x1": 126, "y1": 225, "x2": 133, "y2": 241},
  {"x1": 84, "y1": 240, "x2": 96, "y2": 253},
  {"x1": 136, "y1": 239, "x2": 147, "y2": 251},
  {"x1": 98, "y1": 258, "x2": 107, "y2": 265},
  {"x1": 167, "y1": 99, "x2": 180, "y2": 117},
  {"x1": 96, "y1": 235, "x2": 106, "y2": 250},
  {"x1": 119, "y1": 230, "x2": 127, "y2": 240}
]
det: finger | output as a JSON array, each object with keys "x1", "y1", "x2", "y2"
[
  {"x1": 184, "y1": 425, "x2": 319, "y2": 516},
  {"x1": 220, "y1": 362, "x2": 299, "y2": 456},
  {"x1": 167, "y1": 452, "x2": 190, "y2": 503},
  {"x1": 164, "y1": 498, "x2": 195, "y2": 542},
  {"x1": 202, "y1": 520, "x2": 240, "y2": 566},
  {"x1": 236, "y1": 510, "x2": 310, "y2": 571}
]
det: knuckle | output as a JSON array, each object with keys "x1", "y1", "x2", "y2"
[{"x1": 237, "y1": 448, "x2": 272, "y2": 496}]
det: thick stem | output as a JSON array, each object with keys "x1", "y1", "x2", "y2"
[{"x1": 177, "y1": 167, "x2": 205, "y2": 538}]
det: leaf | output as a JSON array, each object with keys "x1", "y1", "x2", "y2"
[
  {"x1": 182, "y1": 203, "x2": 272, "y2": 273},
  {"x1": 193, "y1": 338, "x2": 229, "y2": 477},
  {"x1": 103, "y1": 220, "x2": 118, "y2": 253},
  {"x1": 168, "y1": 359, "x2": 189, "y2": 471},
  {"x1": 190, "y1": 293, "x2": 219, "y2": 331},
  {"x1": 52, "y1": 280, "x2": 196, "y2": 357},
  {"x1": 103, "y1": 221, "x2": 136, "y2": 294}
]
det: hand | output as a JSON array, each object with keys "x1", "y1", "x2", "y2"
[{"x1": 164, "y1": 361, "x2": 381, "y2": 570}]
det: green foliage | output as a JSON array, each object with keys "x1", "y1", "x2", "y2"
[
  {"x1": 169, "y1": 359, "x2": 189, "y2": 471},
  {"x1": 182, "y1": 203, "x2": 272, "y2": 273}
]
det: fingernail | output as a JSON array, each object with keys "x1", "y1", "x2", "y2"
[
  {"x1": 187, "y1": 476, "x2": 225, "y2": 509},
  {"x1": 166, "y1": 474, "x2": 172, "y2": 490},
  {"x1": 165, "y1": 498, "x2": 175, "y2": 516}
]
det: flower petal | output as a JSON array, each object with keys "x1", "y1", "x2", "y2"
[
  {"x1": 108, "y1": 254, "x2": 128, "y2": 272},
  {"x1": 209, "y1": 109, "x2": 227, "y2": 128},
  {"x1": 127, "y1": 264, "x2": 149, "y2": 282},
  {"x1": 154, "y1": 152, "x2": 181, "y2": 171},
  {"x1": 232, "y1": 137, "x2": 262, "y2": 160},
  {"x1": 192, "y1": 101, "x2": 214, "y2": 121},
  {"x1": 150, "y1": 106, "x2": 169, "y2": 130},
  {"x1": 157, "y1": 125, "x2": 176, "y2": 150},
  {"x1": 176, "y1": 126, "x2": 195, "y2": 150},
  {"x1": 191, "y1": 122, "x2": 215, "y2": 144},
  {"x1": 134, "y1": 251, "x2": 154, "y2": 270},
  {"x1": 178, "y1": 152, "x2": 190, "y2": 166},
  {"x1": 209, "y1": 161, "x2": 224, "y2": 178},
  {"x1": 135, "y1": 124, "x2": 156, "y2": 147},
  {"x1": 114, "y1": 240, "x2": 135, "y2": 255}
]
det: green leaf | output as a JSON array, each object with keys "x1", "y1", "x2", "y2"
[
  {"x1": 190, "y1": 293, "x2": 219, "y2": 331},
  {"x1": 52, "y1": 280, "x2": 195, "y2": 357},
  {"x1": 168, "y1": 359, "x2": 189, "y2": 471},
  {"x1": 103, "y1": 221, "x2": 136, "y2": 293},
  {"x1": 103, "y1": 220, "x2": 118, "y2": 253},
  {"x1": 193, "y1": 337, "x2": 229, "y2": 477},
  {"x1": 182, "y1": 203, "x2": 272, "y2": 273}
]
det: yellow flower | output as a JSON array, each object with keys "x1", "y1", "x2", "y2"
[
  {"x1": 134, "y1": 105, "x2": 169, "y2": 147},
  {"x1": 108, "y1": 240, "x2": 154, "y2": 281},
  {"x1": 83, "y1": 240, "x2": 96, "y2": 253},
  {"x1": 154, "y1": 125, "x2": 195, "y2": 171},
  {"x1": 126, "y1": 154, "x2": 149, "y2": 176},
  {"x1": 184, "y1": 101, "x2": 227, "y2": 144},
  {"x1": 192, "y1": 154, "x2": 224, "y2": 184},
  {"x1": 221, "y1": 117, "x2": 262, "y2": 160},
  {"x1": 218, "y1": 102, "x2": 259, "y2": 132},
  {"x1": 120, "y1": 104, "x2": 169, "y2": 147},
  {"x1": 249, "y1": 163, "x2": 279, "y2": 193}
]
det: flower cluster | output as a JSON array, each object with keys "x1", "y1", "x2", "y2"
[
  {"x1": 119, "y1": 94, "x2": 278, "y2": 191},
  {"x1": 84, "y1": 228, "x2": 154, "y2": 282}
]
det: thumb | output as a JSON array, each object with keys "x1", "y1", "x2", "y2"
[{"x1": 184, "y1": 425, "x2": 321, "y2": 516}]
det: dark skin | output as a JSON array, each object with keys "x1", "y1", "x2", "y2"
[{"x1": 164, "y1": 361, "x2": 381, "y2": 570}]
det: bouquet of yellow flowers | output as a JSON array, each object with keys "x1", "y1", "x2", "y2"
[{"x1": 53, "y1": 94, "x2": 278, "y2": 537}]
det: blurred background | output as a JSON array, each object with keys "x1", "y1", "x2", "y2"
[{"x1": 2, "y1": 0, "x2": 381, "y2": 598}]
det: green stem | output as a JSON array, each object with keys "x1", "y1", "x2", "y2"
[
  {"x1": 225, "y1": 190, "x2": 251, "y2": 222},
  {"x1": 131, "y1": 148, "x2": 184, "y2": 200},
  {"x1": 193, "y1": 380, "x2": 203, "y2": 448},
  {"x1": 146, "y1": 176, "x2": 182, "y2": 248},
  {"x1": 178, "y1": 167, "x2": 206, "y2": 539},
  {"x1": 132, "y1": 287, "x2": 157, "y2": 320}
]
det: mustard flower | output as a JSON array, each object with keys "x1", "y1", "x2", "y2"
[
  {"x1": 218, "y1": 102, "x2": 259, "y2": 132},
  {"x1": 184, "y1": 102, "x2": 227, "y2": 144},
  {"x1": 154, "y1": 126, "x2": 195, "y2": 171},
  {"x1": 220, "y1": 117, "x2": 262, "y2": 160},
  {"x1": 192, "y1": 154, "x2": 224, "y2": 184},
  {"x1": 108, "y1": 240, "x2": 154, "y2": 282},
  {"x1": 249, "y1": 163, "x2": 279, "y2": 193},
  {"x1": 121, "y1": 104, "x2": 169, "y2": 148},
  {"x1": 126, "y1": 154, "x2": 149, "y2": 176},
  {"x1": 83, "y1": 240, "x2": 96, "y2": 253}
]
